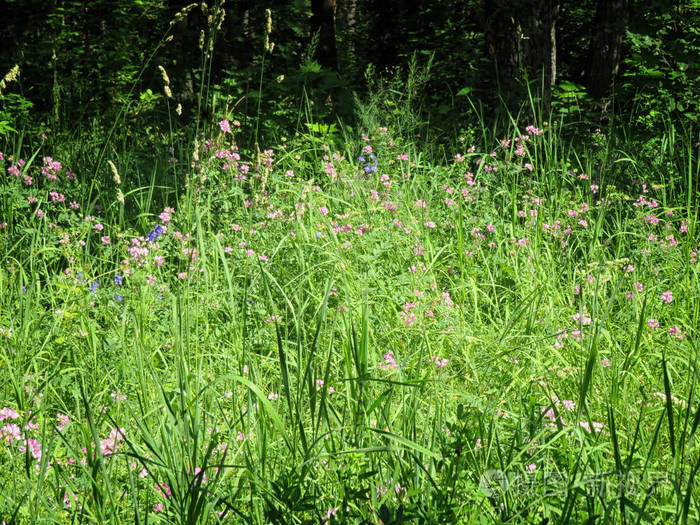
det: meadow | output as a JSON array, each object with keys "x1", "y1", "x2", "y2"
[{"x1": 0, "y1": 91, "x2": 699, "y2": 524}]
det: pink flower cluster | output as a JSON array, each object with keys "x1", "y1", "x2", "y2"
[
  {"x1": 100, "y1": 427, "x2": 125, "y2": 456},
  {"x1": 379, "y1": 350, "x2": 398, "y2": 371},
  {"x1": 41, "y1": 156, "x2": 63, "y2": 181}
]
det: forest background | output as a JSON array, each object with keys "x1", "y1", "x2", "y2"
[{"x1": 2, "y1": 0, "x2": 699, "y2": 146}]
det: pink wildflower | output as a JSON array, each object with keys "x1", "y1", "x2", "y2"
[
  {"x1": 100, "y1": 428, "x2": 125, "y2": 456},
  {"x1": 1, "y1": 423, "x2": 22, "y2": 443},
  {"x1": 432, "y1": 356, "x2": 449, "y2": 369},
  {"x1": 579, "y1": 421, "x2": 605, "y2": 433},
  {"x1": 25, "y1": 438, "x2": 43, "y2": 460},
  {"x1": 379, "y1": 350, "x2": 398, "y2": 371},
  {"x1": 0, "y1": 407, "x2": 19, "y2": 421},
  {"x1": 669, "y1": 326, "x2": 684, "y2": 339}
]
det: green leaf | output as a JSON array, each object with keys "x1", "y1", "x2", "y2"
[
  {"x1": 305, "y1": 122, "x2": 338, "y2": 134},
  {"x1": 0, "y1": 120, "x2": 16, "y2": 134}
]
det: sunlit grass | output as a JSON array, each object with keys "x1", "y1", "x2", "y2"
[{"x1": 0, "y1": 109, "x2": 698, "y2": 524}]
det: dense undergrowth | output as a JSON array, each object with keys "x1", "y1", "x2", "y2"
[{"x1": 0, "y1": 82, "x2": 699, "y2": 525}]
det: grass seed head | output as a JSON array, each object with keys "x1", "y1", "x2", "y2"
[
  {"x1": 0, "y1": 65, "x2": 20, "y2": 95},
  {"x1": 107, "y1": 160, "x2": 121, "y2": 185}
]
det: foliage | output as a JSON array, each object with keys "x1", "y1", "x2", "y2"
[
  {"x1": 1, "y1": 0, "x2": 700, "y2": 523},
  {"x1": 623, "y1": 1, "x2": 700, "y2": 130},
  {"x1": 1, "y1": 89, "x2": 699, "y2": 521},
  {"x1": 1, "y1": 0, "x2": 699, "y2": 140}
]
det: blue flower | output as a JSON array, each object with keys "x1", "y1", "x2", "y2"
[
  {"x1": 113, "y1": 295, "x2": 123, "y2": 303},
  {"x1": 147, "y1": 224, "x2": 164, "y2": 243},
  {"x1": 114, "y1": 273, "x2": 123, "y2": 286},
  {"x1": 359, "y1": 153, "x2": 378, "y2": 175},
  {"x1": 89, "y1": 280, "x2": 99, "y2": 294}
]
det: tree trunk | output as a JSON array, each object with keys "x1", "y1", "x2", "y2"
[
  {"x1": 585, "y1": 0, "x2": 629, "y2": 99},
  {"x1": 545, "y1": 0, "x2": 559, "y2": 113},
  {"x1": 483, "y1": 0, "x2": 521, "y2": 100},
  {"x1": 550, "y1": 2, "x2": 558, "y2": 89},
  {"x1": 521, "y1": 0, "x2": 559, "y2": 112},
  {"x1": 343, "y1": 0, "x2": 358, "y2": 58},
  {"x1": 310, "y1": 0, "x2": 337, "y2": 70},
  {"x1": 483, "y1": 0, "x2": 558, "y2": 111}
]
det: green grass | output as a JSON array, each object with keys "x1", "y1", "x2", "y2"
[{"x1": 0, "y1": 105, "x2": 698, "y2": 524}]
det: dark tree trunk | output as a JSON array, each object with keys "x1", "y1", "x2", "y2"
[
  {"x1": 365, "y1": 0, "x2": 401, "y2": 74},
  {"x1": 0, "y1": 3, "x2": 21, "y2": 72},
  {"x1": 310, "y1": 0, "x2": 337, "y2": 70},
  {"x1": 540, "y1": 0, "x2": 559, "y2": 112},
  {"x1": 585, "y1": 0, "x2": 629, "y2": 99},
  {"x1": 483, "y1": 0, "x2": 558, "y2": 110},
  {"x1": 483, "y1": 0, "x2": 521, "y2": 99},
  {"x1": 342, "y1": 0, "x2": 358, "y2": 59}
]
